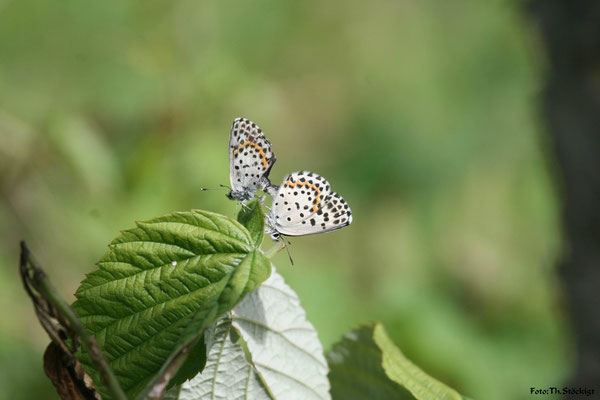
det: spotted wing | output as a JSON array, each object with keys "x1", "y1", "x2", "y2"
[
  {"x1": 274, "y1": 191, "x2": 352, "y2": 236},
  {"x1": 228, "y1": 118, "x2": 276, "y2": 194},
  {"x1": 271, "y1": 171, "x2": 332, "y2": 227}
]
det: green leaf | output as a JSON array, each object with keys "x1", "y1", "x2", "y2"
[
  {"x1": 163, "y1": 385, "x2": 182, "y2": 400},
  {"x1": 236, "y1": 198, "x2": 265, "y2": 247},
  {"x1": 232, "y1": 268, "x2": 330, "y2": 400},
  {"x1": 327, "y1": 322, "x2": 469, "y2": 400},
  {"x1": 168, "y1": 336, "x2": 207, "y2": 387},
  {"x1": 179, "y1": 317, "x2": 271, "y2": 400},
  {"x1": 72, "y1": 210, "x2": 271, "y2": 399},
  {"x1": 181, "y1": 268, "x2": 331, "y2": 400}
]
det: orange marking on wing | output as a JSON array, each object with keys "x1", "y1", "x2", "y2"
[
  {"x1": 235, "y1": 142, "x2": 269, "y2": 169},
  {"x1": 284, "y1": 179, "x2": 323, "y2": 212}
]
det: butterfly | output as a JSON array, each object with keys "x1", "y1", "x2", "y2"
[
  {"x1": 265, "y1": 171, "x2": 352, "y2": 240},
  {"x1": 226, "y1": 118, "x2": 276, "y2": 202}
]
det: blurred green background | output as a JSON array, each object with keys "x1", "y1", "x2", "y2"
[{"x1": 0, "y1": 1, "x2": 570, "y2": 399}]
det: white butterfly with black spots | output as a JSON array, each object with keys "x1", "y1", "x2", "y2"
[
  {"x1": 265, "y1": 171, "x2": 352, "y2": 240},
  {"x1": 227, "y1": 118, "x2": 276, "y2": 201}
]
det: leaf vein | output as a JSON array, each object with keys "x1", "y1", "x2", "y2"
[
  {"x1": 78, "y1": 253, "x2": 246, "y2": 296},
  {"x1": 253, "y1": 361, "x2": 327, "y2": 400},
  {"x1": 231, "y1": 315, "x2": 327, "y2": 368}
]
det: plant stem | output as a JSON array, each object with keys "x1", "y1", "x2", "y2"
[
  {"x1": 137, "y1": 335, "x2": 202, "y2": 400},
  {"x1": 263, "y1": 243, "x2": 282, "y2": 259}
]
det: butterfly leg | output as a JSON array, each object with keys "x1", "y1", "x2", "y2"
[
  {"x1": 239, "y1": 201, "x2": 252, "y2": 212},
  {"x1": 261, "y1": 231, "x2": 294, "y2": 265},
  {"x1": 256, "y1": 195, "x2": 272, "y2": 211},
  {"x1": 279, "y1": 237, "x2": 294, "y2": 265}
]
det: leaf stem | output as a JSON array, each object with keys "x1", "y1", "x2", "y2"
[
  {"x1": 138, "y1": 335, "x2": 203, "y2": 400},
  {"x1": 263, "y1": 243, "x2": 282, "y2": 259}
]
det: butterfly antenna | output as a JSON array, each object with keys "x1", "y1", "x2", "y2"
[{"x1": 199, "y1": 187, "x2": 228, "y2": 191}]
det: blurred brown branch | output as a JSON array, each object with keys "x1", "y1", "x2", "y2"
[{"x1": 19, "y1": 241, "x2": 127, "y2": 400}]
